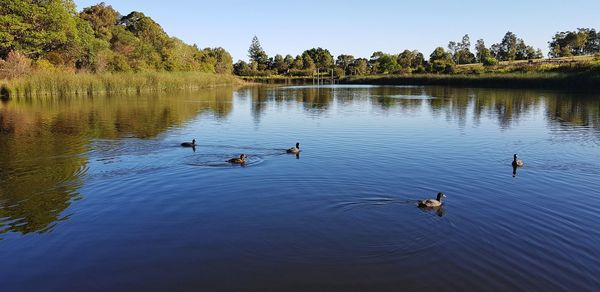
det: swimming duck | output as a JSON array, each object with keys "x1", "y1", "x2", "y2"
[
  {"x1": 418, "y1": 192, "x2": 446, "y2": 208},
  {"x1": 181, "y1": 139, "x2": 196, "y2": 147},
  {"x1": 287, "y1": 142, "x2": 300, "y2": 154},
  {"x1": 512, "y1": 154, "x2": 524, "y2": 167},
  {"x1": 227, "y1": 154, "x2": 246, "y2": 164}
]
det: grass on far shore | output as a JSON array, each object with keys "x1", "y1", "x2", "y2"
[{"x1": 0, "y1": 71, "x2": 243, "y2": 99}]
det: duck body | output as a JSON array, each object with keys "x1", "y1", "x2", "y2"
[
  {"x1": 181, "y1": 139, "x2": 196, "y2": 147},
  {"x1": 418, "y1": 192, "x2": 446, "y2": 208},
  {"x1": 512, "y1": 154, "x2": 524, "y2": 167},
  {"x1": 287, "y1": 142, "x2": 300, "y2": 154},
  {"x1": 227, "y1": 154, "x2": 246, "y2": 164}
]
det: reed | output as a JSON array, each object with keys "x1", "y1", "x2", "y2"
[{"x1": 0, "y1": 71, "x2": 243, "y2": 99}]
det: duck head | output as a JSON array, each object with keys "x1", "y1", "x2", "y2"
[
  {"x1": 192, "y1": 139, "x2": 196, "y2": 144},
  {"x1": 296, "y1": 142, "x2": 300, "y2": 149},
  {"x1": 436, "y1": 192, "x2": 446, "y2": 202},
  {"x1": 513, "y1": 154, "x2": 518, "y2": 161}
]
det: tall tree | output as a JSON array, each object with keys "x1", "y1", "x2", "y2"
[
  {"x1": 248, "y1": 36, "x2": 268, "y2": 68},
  {"x1": 475, "y1": 39, "x2": 491, "y2": 62}
]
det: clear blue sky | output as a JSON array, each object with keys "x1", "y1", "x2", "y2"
[{"x1": 74, "y1": 0, "x2": 600, "y2": 61}]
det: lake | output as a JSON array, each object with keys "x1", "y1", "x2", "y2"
[{"x1": 1, "y1": 85, "x2": 599, "y2": 291}]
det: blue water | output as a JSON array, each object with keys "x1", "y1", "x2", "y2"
[{"x1": 1, "y1": 85, "x2": 599, "y2": 290}]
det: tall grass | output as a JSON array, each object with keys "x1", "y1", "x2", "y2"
[
  {"x1": 0, "y1": 71, "x2": 242, "y2": 99},
  {"x1": 341, "y1": 72, "x2": 600, "y2": 90}
]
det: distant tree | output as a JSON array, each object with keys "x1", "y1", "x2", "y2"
[
  {"x1": 247, "y1": 36, "x2": 269, "y2": 69},
  {"x1": 291, "y1": 55, "x2": 303, "y2": 70},
  {"x1": 397, "y1": 50, "x2": 415, "y2": 69},
  {"x1": 475, "y1": 39, "x2": 491, "y2": 62},
  {"x1": 351, "y1": 58, "x2": 369, "y2": 75},
  {"x1": 429, "y1": 47, "x2": 455, "y2": 73},
  {"x1": 272, "y1": 54, "x2": 287, "y2": 74},
  {"x1": 303, "y1": 48, "x2": 333, "y2": 70},
  {"x1": 549, "y1": 28, "x2": 599, "y2": 57},
  {"x1": 397, "y1": 50, "x2": 424, "y2": 71},
  {"x1": 202, "y1": 47, "x2": 233, "y2": 74},
  {"x1": 233, "y1": 60, "x2": 250, "y2": 75},
  {"x1": 491, "y1": 32, "x2": 518, "y2": 61},
  {"x1": 301, "y1": 52, "x2": 316, "y2": 71},
  {"x1": 376, "y1": 54, "x2": 399, "y2": 73},
  {"x1": 283, "y1": 54, "x2": 294, "y2": 71},
  {"x1": 448, "y1": 34, "x2": 476, "y2": 64},
  {"x1": 336, "y1": 54, "x2": 355, "y2": 74}
]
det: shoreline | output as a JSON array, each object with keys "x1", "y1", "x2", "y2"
[{"x1": 340, "y1": 72, "x2": 600, "y2": 91}]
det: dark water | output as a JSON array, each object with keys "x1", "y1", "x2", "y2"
[{"x1": 1, "y1": 85, "x2": 600, "y2": 291}]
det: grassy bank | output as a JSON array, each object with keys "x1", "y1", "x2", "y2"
[
  {"x1": 0, "y1": 72, "x2": 243, "y2": 99},
  {"x1": 341, "y1": 72, "x2": 600, "y2": 90}
]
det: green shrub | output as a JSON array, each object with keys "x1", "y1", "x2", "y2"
[
  {"x1": 482, "y1": 57, "x2": 499, "y2": 66},
  {"x1": 594, "y1": 53, "x2": 600, "y2": 61}
]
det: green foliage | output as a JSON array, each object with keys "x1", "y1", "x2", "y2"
[
  {"x1": 549, "y1": 28, "x2": 599, "y2": 57},
  {"x1": 429, "y1": 47, "x2": 455, "y2": 73},
  {"x1": 303, "y1": 48, "x2": 334, "y2": 70},
  {"x1": 491, "y1": 31, "x2": 541, "y2": 61},
  {"x1": 248, "y1": 36, "x2": 269, "y2": 70},
  {"x1": 482, "y1": 56, "x2": 499, "y2": 66},
  {"x1": 448, "y1": 34, "x2": 476, "y2": 64},
  {"x1": 0, "y1": 1, "x2": 234, "y2": 76}
]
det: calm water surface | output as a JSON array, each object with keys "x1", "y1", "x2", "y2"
[{"x1": 1, "y1": 85, "x2": 599, "y2": 291}]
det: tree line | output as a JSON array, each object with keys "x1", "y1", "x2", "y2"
[
  {"x1": 235, "y1": 29, "x2": 599, "y2": 77},
  {"x1": 0, "y1": 1, "x2": 233, "y2": 77}
]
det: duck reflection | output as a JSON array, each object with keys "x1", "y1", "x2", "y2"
[{"x1": 418, "y1": 205, "x2": 446, "y2": 217}]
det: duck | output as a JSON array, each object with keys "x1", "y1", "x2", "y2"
[
  {"x1": 227, "y1": 154, "x2": 247, "y2": 164},
  {"x1": 512, "y1": 154, "x2": 524, "y2": 167},
  {"x1": 181, "y1": 139, "x2": 196, "y2": 147},
  {"x1": 418, "y1": 192, "x2": 446, "y2": 208},
  {"x1": 287, "y1": 142, "x2": 300, "y2": 154}
]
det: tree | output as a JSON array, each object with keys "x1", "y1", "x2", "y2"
[
  {"x1": 272, "y1": 54, "x2": 287, "y2": 74},
  {"x1": 301, "y1": 52, "x2": 316, "y2": 71},
  {"x1": 429, "y1": 47, "x2": 455, "y2": 73},
  {"x1": 448, "y1": 34, "x2": 476, "y2": 64},
  {"x1": 491, "y1": 31, "x2": 518, "y2": 61},
  {"x1": 549, "y1": 28, "x2": 599, "y2": 57},
  {"x1": 202, "y1": 47, "x2": 233, "y2": 74},
  {"x1": 283, "y1": 54, "x2": 294, "y2": 71},
  {"x1": 397, "y1": 50, "x2": 424, "y2": 71},
  {"x1": 303, "y1": 48, "x2": 333, "y2": 70},
  {"x1": 376, "y1": 54, "x2": 399, "y2": 73},
  {"x1": 291, "y1": 55, "x2": 303, "y2": 70},
  {"x1": 397, "y1": 50, "x2": 415, "y2": 69},
  {"x1": 0, "y1": 0, "x2": 95, "y2": 65},
  {"x1": 248, "y1": 36, "x2": 268, "y2": 69},
  {"x1": 351, "y1": 58, "x2": 369, "y2": 75},
  {"x1": 233, "y1": 60, "x2": 250, "y2": 75},
  {"x1": 336, "y1": 54, "x2": 355, "y2": 74},
  {"x1": 475, "y1": 39, "x2": 491, "y2": 62},
  {"x1": 79, "y1": 2, "x2": 119, "y2": 41}
]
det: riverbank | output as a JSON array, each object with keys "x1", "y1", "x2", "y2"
[
  {"x1": 340, "y1": 72, "x2": 600, "y2": 90},
  {"x1": 0, "y1": 72, "x2": 243, "y2": 99}
]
